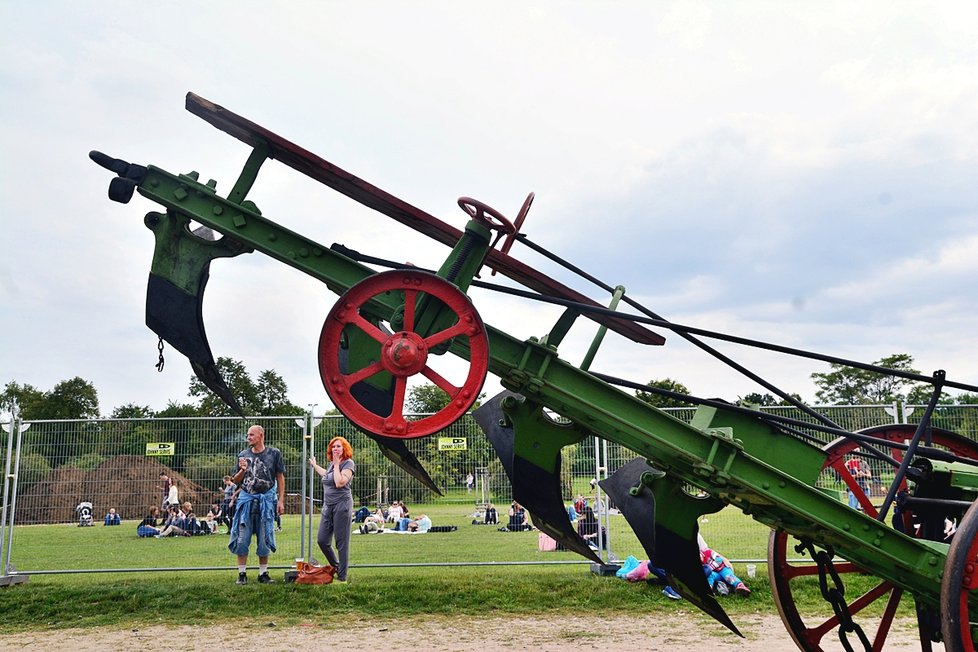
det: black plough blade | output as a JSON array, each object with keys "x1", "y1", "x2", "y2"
[
  {"x1": 601, "y1": 457, "x2": 741, "y2": 637},
  {"x1": 146, "y1": 272, "x2": 243, "y2": 415},
  {"x1": 474, "y1": 392, "x2": 600, "y2": 563}
]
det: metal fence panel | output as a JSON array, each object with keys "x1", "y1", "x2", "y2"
[{"x1": 5, "y1": 404, "x2": 975, "y2": 573}]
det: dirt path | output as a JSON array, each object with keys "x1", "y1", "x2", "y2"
[{"x1": 0, "y1": 614, "x2": 928, "y2": 651}]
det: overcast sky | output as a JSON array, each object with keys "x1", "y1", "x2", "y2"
[{"x1": 2, "y1": 2, "x2": 977, "y2": 418}]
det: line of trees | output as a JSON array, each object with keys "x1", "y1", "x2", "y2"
[
  {"x1": 1, "y1": 357, "x2": 305, "y2": 422},
  {"x1": 4, "y1": 352, "x2": 975, "y2": 425},
  {"x1": 634, "y1": 354, "x2": 977, "y2": 410}
]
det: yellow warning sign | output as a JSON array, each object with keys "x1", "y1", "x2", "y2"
[
  {"x1": 437, "y1": 437, "x2": 467, "y2": 451},
  {"x1": 146, "y1": 442, "x2": 175, "y2": 456}
]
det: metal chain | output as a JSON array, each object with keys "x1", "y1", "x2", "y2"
[
  {"x1": 798, "y1": 540, "x2": 872, "y2": 652},
  {"x1": 155, "y1": 337, "x2": 165, "y2": 372}
]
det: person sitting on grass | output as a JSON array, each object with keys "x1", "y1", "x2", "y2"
[
  {"x1": 136, "y1": 506, "x2": 162, "y2": 538},
  {"x1": 503, "y1": 501, "x2": 532, "y2": 532},
  {"x1": 701, "y1": 545, "x2": 750, "y2": 596},
  {"x1": 200, "y1": 503, "x2": 223, "y2": 534},
  {"x1": 103, "y1": 508, "x2": 121, "y2": 526},
  {"x1": 387, "y1": 501, "x2": 404, "y2": 523},
  {"x1": 157, "y1": 504, "x2": 188, "y2": 537},
  {"x1": 484, "y1": 502, "x2": 497, "y2": 525},
  {"x1": 576, "y1": 506, "x2": 605, "y2": 548}
]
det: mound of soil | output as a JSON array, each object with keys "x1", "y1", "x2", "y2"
[{"x1": 14, "y1": 455, "x2": 218, "y2": 525}]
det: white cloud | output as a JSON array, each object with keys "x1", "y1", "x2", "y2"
[{"x1": 2, "y1": 1, "x2": 977, "y2": 416}]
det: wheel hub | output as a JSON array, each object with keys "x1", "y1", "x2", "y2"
[{"x1": 383, "y1": 332, "x2": 428, "y2": 375}]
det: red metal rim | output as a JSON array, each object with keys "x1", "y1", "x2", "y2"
[
  {"x1": 942, "y1": 499, "x2": 978, "y2": 651},
  {"x1": 959, "y1": 534, "x2": 978, "y2": 650},
  {"x1": 769, "y1": 425, "x2": 978, "y2": 652},
  {"x1": 318, "y1": 270, "x2": 489, "y2": 439}
]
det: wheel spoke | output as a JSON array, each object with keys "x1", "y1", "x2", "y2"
[
  {"x1": 390, "y1": 376, "x2": 407, "y2": 420},
  {"x1": 350, "y1": 312, "x2": 389, "y2": 344},
  {"x1": 846, "y1": 581, "x2": 896, "y2": 618},
  {"x1": 421, "y1": 365, "x2": 461, "y2": 396},
  {"x1": 781, "y1": 562, "x2": 820, "y2": 579},
  {"x1": 871, "y1": 587, "x2": 903, "y2": 651},
  {"x1": 402, "y1": 289, "x2": 417, "y2": 332},
  {"x1": 424, "y1": 318, "x2": 469, "y2": 349},
  {"x1": 343, "y1": 361, "x2": 385, "y2": 386}
]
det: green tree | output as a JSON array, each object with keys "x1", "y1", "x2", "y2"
[
  {"x1": 738, "y1": 392, "x2": 779, "y2": 407},
  {"x1": 905, "y1": 385, "x2": 953, "y2": 405},
  {"x1": 634, "y1": 378, "x2": 691, "y2": 408},
  {"x1": 43, "y1": 377, "x2": 101, "y2": 419},
  {"x1": 188, "y1": 359, "x2": 304, "y2": 416},
  {"x1": 738, "y1": 392, "x2": 804, "y2": 407},
  {"x1": 155, "y1": 400, "x2": 201, "y2": 418},
  {"x1": 811, "y1": 354, "x2": 920, "y2": 405},
  {"x1": 111, "y1": 403, "x2": 154, "y2": 419},
  {"x1": 189, "y1": 357, "x2": 258, "y2": 416},
  {"x1": 1, "y1": 381, "x2": 46, "y2": 418},
  {"x1": 406, "y1": 383, "x2": 484, "y2": 414},
  {"x1": 1, "y1": 378, "x2": 99, "y2": 419},
  {"x1": 255, "y1": 369, "x2": 303, "y2": 415},
  {"x1": 407, "y1": 383, "x2": 450, "y2": 413}
]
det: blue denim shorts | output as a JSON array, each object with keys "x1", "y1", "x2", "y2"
[{"x1": 231, "y1": 509, "x2": 271, "y2": 557}]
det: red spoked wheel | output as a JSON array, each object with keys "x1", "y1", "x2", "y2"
[
  {"x1": 942, "y1": 499, "x2": 978, "y2": 652},
  {"x1": 769, "y1": 425, "x2": 978, "y2": 651},
  {"x1": 319, "y1": 270, "x2": 489, "y2": 439}
]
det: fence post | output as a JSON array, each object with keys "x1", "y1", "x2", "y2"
[
  {"x1": 1, "y1": 407, "x2": 29, "y2": 585},
  {"x1": 0, "y1": 408, "x2": 15, "y2": 581}
]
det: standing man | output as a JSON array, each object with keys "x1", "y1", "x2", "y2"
[{"x1": 228, "y1": 424, "x2": 285, "y2": 585}]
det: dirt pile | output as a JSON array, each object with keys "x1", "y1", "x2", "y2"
[{"x1": 15, "y1": 455, "x2": 219, "y2": 524}]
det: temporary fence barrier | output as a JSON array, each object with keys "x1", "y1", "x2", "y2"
[{"x1": 0, "y1": 403, "x2": 974, "y2": 579}]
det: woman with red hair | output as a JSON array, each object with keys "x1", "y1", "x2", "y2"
[{"x1": 309, "y1": 436, "x2": 355, "y2": 583}]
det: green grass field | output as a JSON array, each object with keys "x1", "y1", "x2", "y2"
[{"x1": 0, "y1": 499, "x2": 912, "y2": 633}]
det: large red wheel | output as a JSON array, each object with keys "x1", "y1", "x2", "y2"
[
  {"x1": 769, "y1": 425, "x2": 978, "y2": 651},
  {"x1": 319, "y1": 270, "x2": 489, "y2": 438},
  {"x1": 942, "y1": 499, "x2": 978, "y2": 651}
]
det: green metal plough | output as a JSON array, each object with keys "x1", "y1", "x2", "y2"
[{"x1": 92, "y1": 93, "x2": 978, "y2": 651}]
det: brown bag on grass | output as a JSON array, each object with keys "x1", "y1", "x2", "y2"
[{"x1": 295, "y1": 562, "x2": 336, "y2": 585}]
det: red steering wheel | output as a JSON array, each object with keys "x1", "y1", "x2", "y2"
[{"x1": 457, "y1": 197, "x2": 517, "y2": 235}]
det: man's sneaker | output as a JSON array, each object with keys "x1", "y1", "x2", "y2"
[
  {"x1": 257, "y1": 572, "x2": 274, "y2": 584},
  {"x1": 734, "y1": 582, "x2": 751, "y2": 596},
  {"x1": 715, "y1": 581, "x2": 730, "y2": 596},
  {"x1": 235, "y1": 572, "x2": 247, "y2": 585},
  {"x1": 333, "y1": 579, "x2": 348, "y2": 584},
  {"x1": 662, "y1": 586, "x2": 682, "y2": 600}
]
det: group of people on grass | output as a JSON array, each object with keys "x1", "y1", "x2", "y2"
[
  {"x1": 128, "y1": 423, "x2": 755, "y2": 595},
  {"x1": 616, "y1": 533, "x2": 751, "y2": 600},
  {"x1": 136, "y1": 501, "x2": 226, "y2": 538},
  {"x1": 355, "y1": 501, "x2": 433, "y2": 534}
]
